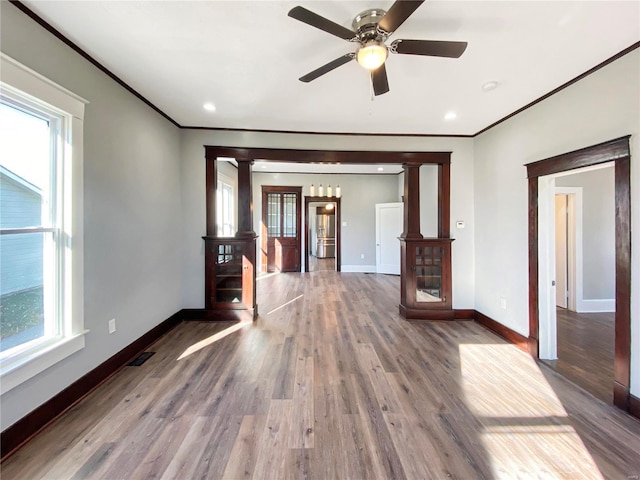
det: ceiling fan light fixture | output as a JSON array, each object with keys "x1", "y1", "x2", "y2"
[{"x1": 356, "y1": 41, "x2": 388, "y2": 70}]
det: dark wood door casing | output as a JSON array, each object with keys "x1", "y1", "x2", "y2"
[
  {"x1": 261, "y1": 186, "x2": 302, "y2": 273},
  {"x1": 525, "y1": 135, "x2": 631, "y2": 413}
]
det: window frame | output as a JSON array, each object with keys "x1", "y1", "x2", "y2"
[{"x1": 0, "y1": 53, "x2": 88, "y2": 394}]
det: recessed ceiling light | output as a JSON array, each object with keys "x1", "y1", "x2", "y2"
[
  {"x1": 261, "y1": 165, "x2": 267, "y2": 169},
  {"x1": 444, "y1": 111, "x2": 457, "y2": 121},
  {"x1": 203, "y1": 102, "x2": 216, "y2": 112},
  {"x1": 482, "y1": 81, "x2": 499, "y2": 92},
  {"x1": 377, "y1": 167, "x2": 384, "y2": 171}
]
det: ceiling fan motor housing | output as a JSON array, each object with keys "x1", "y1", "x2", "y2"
[{"x1": 352, "y1": 8, "x2": 388, "y2": 41}]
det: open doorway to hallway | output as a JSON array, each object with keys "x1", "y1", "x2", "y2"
[{"x1": 540, "y1": 163, "x2": 616, "y2": 404}]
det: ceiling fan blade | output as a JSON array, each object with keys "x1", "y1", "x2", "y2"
[
  {"x1": 371, "y1": 64, "x2": 390, "y2": 96},
  {"x1": 391, "y1": 39, "x2": 468, "y2": 58},
  {"x1": 288, "y1": 6, "x2": 355, "y2": 41},
  {"x1": 378, "y1": 0, "x2": 425, "y2": 35},
  {"x1": 299, "y1": 54, "x2": 354, "y2": 83}
]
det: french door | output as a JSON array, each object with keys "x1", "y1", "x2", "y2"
[{"x1": 261, "y1": 186, "x2": 302, "y2": 272}]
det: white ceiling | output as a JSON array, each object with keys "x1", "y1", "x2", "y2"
[{"x1": 22, "y1": 1, "x2": 640, "y2": 136}]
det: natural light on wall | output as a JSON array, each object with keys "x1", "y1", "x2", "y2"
[
  {"x1": 457, "y1": 343, "x2": 602, "y2": 475},
  {"x1": 0, "y1": 53, "x2": 88, "y2": 394}
]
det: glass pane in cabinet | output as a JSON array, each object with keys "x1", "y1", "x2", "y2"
[{"x1": 416, "y1": 264, "x2": 443, "y2": 303}]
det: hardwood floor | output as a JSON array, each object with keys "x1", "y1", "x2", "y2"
[
  {"x1": 3, "y1": 272, "x2": 639, "y2": 479},
  {"x1": 308, "y1": 255, "x2": 335, "y2": 272},
  {"x1": 542, "y1": 308, "x2": 615, "y2": 404}
]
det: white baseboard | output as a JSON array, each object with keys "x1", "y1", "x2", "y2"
[
  {"x1": 340, "y1": 265, "x2": 377, "y2": 273},
  {"x1": 577, "y1": 299, "x2": 615, "y2": 313}
]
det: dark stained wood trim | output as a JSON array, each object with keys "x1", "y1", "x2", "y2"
[
  {"x1": 181, "y1": 308, "x2": 254, "y2": 322},
  {"x1": 205, "y1": 146, "x2": 451, "y2": 165},
  {"x1": 438, "y1": 163, "x2": 451, "y2": 238},
  {"x1": 474, "y1": 42, "x2": 640, "y2": 136},
  {"x1": 614, "y1": 156, "x2": 631, "y2": 393},
  {"x1": 236, "y1": 160, "x2": 256, "y2": 238},
  {"x1": 525, "y1": 136, "x2": 631, "y2": 178},
  {"x1": 184, "y1": 125, "x2": 473, "y2": 138},
  {"x1": 8, "y1": 1, "x2": 180, "y2": 128},
  {"x1": 400, "y1": 305, "x2": 455, "y2": 321},
  {"x1": 474, "y1": 310, "x2": 530, "y2": 353},
  {"x1": 454, "y1": 309, "x2": 475, "y2": 320},
  {"x1": 526, "y1": 137, "x2": 632, "y2": 413},
  {"x1": 0, "y1": 310, "x2": 185, "y2": 461},
  {"x1": 629, "y1": 394, "x2": 640, "y2": 421},
  {"x1": 400, "y1": 164, "x2": 423, "y2": 239},
  {"x1": 304, "y1": 196, "x2": 341, "y2": 273},
  {"x1": 528, "y1": 177, "x2": 539, "y2": 357}
]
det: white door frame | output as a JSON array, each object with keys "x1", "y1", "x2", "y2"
[{"x1": 539, "y1": 179, "x2": 583, "y2": 360}]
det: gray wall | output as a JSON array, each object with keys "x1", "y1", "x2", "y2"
[
  {"x1": 252, "y1": 173, "x2": 399, "y2": 270},
  {"x1": 1, "y1": 3, "x2": 182, "y2": 431},
  {"x1": 473, "y1": 49, "x2": 639, "y2": 395},
  {"x1": 556, "y1": 167, "x2": 615, "y2": 299}
]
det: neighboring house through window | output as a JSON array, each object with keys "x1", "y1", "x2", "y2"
[{"x1": 0, "y1": 54, "x2": 87, "y2": 393}]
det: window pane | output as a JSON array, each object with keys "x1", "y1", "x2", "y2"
[
  {"x1": 283, "y1": 193, "x2": 296, "y2": 237},
  {"x1": 0, "y1": 102, "x2": 50, "y2": 229},
  {"x1": 0, "y1": 232, "x2": 47, "y2": 351},
  {"x1": 267, "y1": 193, "x2": 281, "y2": 237}
]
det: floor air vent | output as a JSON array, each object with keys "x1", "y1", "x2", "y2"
[{"x1": 128, "y1": 351, "x2": 155, "y2": 366}]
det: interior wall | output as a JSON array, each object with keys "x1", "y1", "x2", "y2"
[
  {"x1": 253, "y1": 172, "x2": 397, "y2": 272},
  {"x1": 556, "y1": 166, "x2": 615, "y2": 302},
  {"x1": 1, "y1": 3, "x2": 183, "y2": 431},
  {"x1": 179, "y1": 130, "x2": 475, "y2": 309},
  {"x1": 473, "y1": 49, "x2": 639, "y2": 395}
]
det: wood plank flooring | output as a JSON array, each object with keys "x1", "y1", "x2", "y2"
[
  {"x1": 2, "y1": 272, "x2": 639, "y2": 479},
  {"x1": 541, "y1": 308, "x2": 615, "y2": 404},
  {"x1": 308, "y1": 255, "x2": 335, "y2": 272}
]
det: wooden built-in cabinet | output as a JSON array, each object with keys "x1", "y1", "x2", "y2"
[
  {"x1": 400, "y1": 238, "x2": 453, "y2": 320},
  {"x1": 204, "y1": 236, "x2": 257, "y2": 320}
]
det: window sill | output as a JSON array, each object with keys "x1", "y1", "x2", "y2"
[{"x1": 0, "y1": 330, "x2": 89, "y2": 395}]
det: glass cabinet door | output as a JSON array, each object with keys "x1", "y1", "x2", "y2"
[{"x1": 415, "y1": 245, "x2": 444, "y2": 303}]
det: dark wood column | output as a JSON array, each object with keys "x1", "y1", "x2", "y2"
[
  {"x1": 236, "y1": 158, "x2": 256, "y2": 238},
  {"x1": 400, "y1": 163, "x2": 423, "y2": 240},
  {"x1": 206, "y1": 156, "x2": 217, "y2": 236}
]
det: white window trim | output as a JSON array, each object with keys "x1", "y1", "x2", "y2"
[{"x1": 0, "y1": 53, "x2": 89, "y2": 394}]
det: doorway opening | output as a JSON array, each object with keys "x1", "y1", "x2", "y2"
[
  {"x1": 526, "y1": 136, "x2": 631, "y2": 412},
  {"x1": 304, "y1": 196, "x2": 341, "y2": 273},
  {"x1": 539, "y1": 165, "x2": 616, "y2": 404}
]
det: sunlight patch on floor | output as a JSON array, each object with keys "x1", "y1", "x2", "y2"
[
  {"x1": 266, "y1": 294, "x2": 303, "y2": 316},
  {"x1": 177, "y1": 319, "x2": 252, "y2": 360},
  {"x1": 458, "y1": 343, "x2": 604, "y2": 478}
]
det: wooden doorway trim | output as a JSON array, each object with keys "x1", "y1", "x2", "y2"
[
  {"x1": 261, "y1": 186, "x2": 302, "y2": 273},
  {"x1": 525, "y1": 136, "x2": 631, "y2": 412},
  {"x1": 304, "y1": 196, "x2": 341, "y2": 273}
]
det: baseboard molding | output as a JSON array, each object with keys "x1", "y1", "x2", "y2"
[
  {"x1": 182, "y1": 308, "x2": 255, "y2": 322},
  {"x1": 340, "y1": 265, "x2": 377, "y2": 273},
  {"x1": 576, "y1": 299, "x2": 615, "y2": 313},
  {"x1": 454, "y1": 309, "x2": 475, "y2": 320},
  {"x1": 0, "y1": 310, "x2": 185, "y2": 461},
  {"x1": 473, "y1": 310, "x2": 531, "y2": 353},
  {"x1": 629, "y1": 394, "x2": 640, "y2": 421}
]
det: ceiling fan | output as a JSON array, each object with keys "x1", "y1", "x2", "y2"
[{"x1": 288, "y1": 0, "x2": 468, "y2": 96}]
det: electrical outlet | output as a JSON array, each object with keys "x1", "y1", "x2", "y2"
[
  {"x1": 108, "y1": 318, "x2": 116, "y2": 334},
  {"x1": 500, "y1": 298, "x2": 507, "y2": 310},
  {"x1": 360, "y1": 253, "x2": 365, "y2": 259}
]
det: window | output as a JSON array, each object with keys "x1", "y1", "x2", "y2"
[
  {"x1": 216, "y1": 174, "x2": 235, "y2": 237},
  {"x1": 0, "y1": 54, "x2": 87, "y2": 393}
]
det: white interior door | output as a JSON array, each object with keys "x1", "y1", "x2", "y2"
[
  {"x1": 376, "y1": 202, "x2": 403, "y2": 275},
  {"x1": 555, "y1": 194, "x2": 568, "y2": 308}
]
